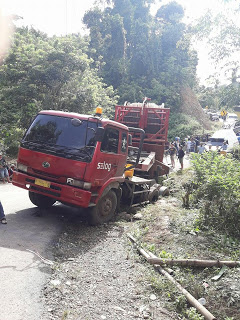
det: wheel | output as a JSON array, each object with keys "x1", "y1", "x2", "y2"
[
  {"x1": 88, "y1": 190, "x2": 117, "y2": 225},
  {"x1": 29, "y1": 191, "x2": 56, "y2": 208},
  {"x1": 148, "y1": 188, "x2": 159, "y2": 203}
]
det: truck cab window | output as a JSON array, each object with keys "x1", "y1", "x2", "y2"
[
  {"x1": 101, "y1": 128, "x2": 119, "y2": 154},
  {"x1": 121, "y1": 132, "x2": 127, "y2": 153}
]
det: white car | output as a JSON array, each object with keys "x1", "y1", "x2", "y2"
[
  {"x1": 226, "y1": 113, "x2": 238, "y2": 123},
  {"x1": 207, "y1": 129, "x2": 238, "y2": 151}
]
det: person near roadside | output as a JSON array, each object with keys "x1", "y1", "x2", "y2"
[
  {"x1": 190, "y1": 138, "x2": 196, "y2": 153},
  {"x1": 183, "y1": 138, "x2": 188, "y2": 153},
  {"x1": 207, "y1": 144, "x2": 213, "y2": 151},
  {"x1": 0, "y1": 201, "x2": 7, "y2": 224},
  {"x1": 168, "y1": 143, "x2": 177, "y2": 169},
  {"x1": 195, "y1": 137, "x2": 200, "y2": 152},
  {"x1": 220, "y1": 141, "x2": 228, "y2": 151},
  {"x1": 0, "y1": 154, "x2": 11, "y2": 183},
  {"x1": 197, "y1": 142, "x2": 206, "y2": 154},
  {"x1": 186, "y1": 138, "x2": 191, "y2": 154},
  {"x1": 177, "y1": 145, "x2": 185, "y2": 170},
  {"x1": 174, "y1": 137, "x2": 180, "y2": 153}
]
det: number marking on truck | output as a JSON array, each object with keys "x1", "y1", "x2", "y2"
[
  {"x1": 35, "y1": 178, "x2": 51, "y2": 188},
  {"x1": 97, "y1": 162, "x2": 111, "y2": 172}
]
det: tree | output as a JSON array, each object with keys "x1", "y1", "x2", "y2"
[
  {"x1": 192, "y1": 2, "x2": 240, "y2": 108},
  {"x1": 0, "y1": 27, "x2": 118, "y2": 154},
  {"x1": 83, "y1": 1, "x2": 197, "y2": 110}
]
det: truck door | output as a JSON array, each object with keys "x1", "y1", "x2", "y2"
[
  {"x1": 99, "y1": 127, "x2": 121, "y2": 177},
  {"x1": 89, "y1": 127, "x2": 126, "y2": 183}
]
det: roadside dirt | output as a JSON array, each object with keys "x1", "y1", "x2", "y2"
[
  {"x1": 42, "y1": 165, "x2": 240, "y2": 320},
  {"x1": 43, "y1": 215, "x2": 177, "y2": 320}
]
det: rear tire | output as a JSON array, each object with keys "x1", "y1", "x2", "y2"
[
  {"x1": 88, "y1": 190, "x2": 117, "y2": 225},
  {"x1": 29, "y1": 191, "x2": 56, "y2": 208},
  {"x1": 148, "y1": 189, "x2": 159, "y2": 203}
]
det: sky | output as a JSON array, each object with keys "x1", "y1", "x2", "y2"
[
  {"x1": 0, "y1": 0, "x2": 231, "y2": 84},
  {"x1": 0, "y1": 0, "x2": 221, "y2": 36}
]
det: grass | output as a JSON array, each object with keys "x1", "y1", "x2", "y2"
[{"x1": 126, "y1": 167, "x2": 240, "y2": 320}]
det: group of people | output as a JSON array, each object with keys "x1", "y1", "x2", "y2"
[
  {"x1": 166, "y1": 135, "x2": 229, "y2": 170},
  {"x1": 167, "y1": 138, "x2": 185, "y2": 170}
]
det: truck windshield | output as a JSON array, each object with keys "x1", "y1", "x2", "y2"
[{"x1": 21, "y1": 114, "x2": 99, "y2": 162}]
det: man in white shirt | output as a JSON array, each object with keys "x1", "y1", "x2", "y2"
[{"x1": 197, "y1": 143, "x2": 206, "y2": 154}]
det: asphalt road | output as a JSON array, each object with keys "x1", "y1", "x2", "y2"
[{"x1": 0, "y1": 183, "x2": 66, "y2": 320}]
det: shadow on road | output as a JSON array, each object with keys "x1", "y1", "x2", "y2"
[
  {"x1": 0, "y1": 200, "x2": 121, "y2": 263},
  {"x1": 0, "y1": 204, "x2": 85, "y2": 252}
]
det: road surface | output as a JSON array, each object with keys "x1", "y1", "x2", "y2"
[{"x1": 0, "y1": 183, "x2": 65, "y2": 320}]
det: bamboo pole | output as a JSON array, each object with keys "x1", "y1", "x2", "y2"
[
  {"x1": 128, "y1": 234, "x2": 216, "y2": 320},
  {"x1": 148, "y1": 257, "x2": 239, "y2": 268}
]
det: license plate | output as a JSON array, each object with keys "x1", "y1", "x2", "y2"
[{"x1": 35, "y1": 178, "x2": 51, "y2": 188}]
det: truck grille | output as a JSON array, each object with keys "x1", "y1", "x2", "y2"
[
  {"x1": 32, "y1": 169, "x2": 60, "y2": 180},
  {"x1": 26, "y1": 178, "x2": 61, "y2": 197},
  {"x1": 30, "y1": 186, "x2": 60, "y2": 197}
]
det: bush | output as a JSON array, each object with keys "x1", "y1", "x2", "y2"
[
  {"x1": 232, "y1": 144, "x2": 240, "y2": 160},
  {"x1": 191, "y1": 152, "x2": 240, "y2": 238},
  {"x1": 0, "y1": 127, "x2": 23, "y2": 157}
]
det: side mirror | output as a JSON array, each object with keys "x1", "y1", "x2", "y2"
[
  {"x1": 95, "y1": 127, "x2": 105, "y2": 142},
  {"x1": 128, "y1": 134, "x2": 132, "y2": 146}
]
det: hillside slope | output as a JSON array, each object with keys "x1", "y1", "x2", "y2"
[{"x1": 180, "y1": 86, "x2": 211, "y2": 130}]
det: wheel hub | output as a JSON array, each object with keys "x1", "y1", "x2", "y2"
[{"x1": 101, "y1": 198, "x2": 112, "y2": 216}]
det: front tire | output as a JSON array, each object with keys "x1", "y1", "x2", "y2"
[
  {"x1": 29, "y1": 191, "x2": 56, "y2": 208},
  {"x1": 88, "y1": 190, "x2": 117, "y2": 225}
]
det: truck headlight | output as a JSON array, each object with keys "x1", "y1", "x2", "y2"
[
  {"x1": 66, "y1": 178, "x2": 91, "y2": 190},
  {"x1": 17, "y1": 163, "x2": 28, "y2": 173}
]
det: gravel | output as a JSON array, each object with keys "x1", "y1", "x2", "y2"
[{"x1": 43, "y1": 215, "x2": 175, "y2": 320}]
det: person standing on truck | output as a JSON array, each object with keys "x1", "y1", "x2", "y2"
[
  {"x1": 168, "y1": 143, "x2": 177, "y2": 169},
  {"x1": 0, "y1": 201, "x2": 7, "y2": 224}
]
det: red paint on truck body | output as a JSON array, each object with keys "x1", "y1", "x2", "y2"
[{"x1": 13, "y1": 110, "x2": 129, "y2": 208}]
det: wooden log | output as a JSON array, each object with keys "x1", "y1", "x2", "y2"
[
  {"x1": 127, "y1": 234, "x2": 216, "y2": 320},
  {"x1": 148, "y1": 257, "x2": 240, "y2": 268}
]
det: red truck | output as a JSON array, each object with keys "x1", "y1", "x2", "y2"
[{"x1": 12, "y1": 99, "x2": 170, "y2": 225}]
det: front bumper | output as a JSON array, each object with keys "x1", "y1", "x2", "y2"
[{"x1": 12, "y1": 171, "x2": 92, "y2": 208}]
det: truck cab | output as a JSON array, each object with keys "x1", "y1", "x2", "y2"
[{"x1": 13, "y1": 110, "x2": 129, "y2": 222}]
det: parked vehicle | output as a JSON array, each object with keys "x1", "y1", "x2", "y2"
[
  {"x1": 226, "y1": 113, "x2": 238, "y2": 123},
  {"x1": 209, "y1": 113, "x2": 219, "y2": 121},
  {"x1": 12, "y1": 99, "x2": 170, "y2": 224},
  {"x1": 207, "y1": 129, "x2": 238, "y2": 151}
]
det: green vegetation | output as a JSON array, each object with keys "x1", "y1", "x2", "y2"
[
  {"x1": 127, "y1": 151, "x2": 240, "y2": 319},
  {"x1": 83, "y1": 0, "x2": 197, "y2": 108},
  {"x1": 1, "y1": 1, "x2": 240, "y2": 156},
  {"x1": 191, "y1": 152, "x2": 240, "y2": 238},
  {"x1": 0, "y1": 0, "x2": 200, "y2": 155},
  {"x1": 0, "y1": 29, "x2": 118, "y2": 155}
]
